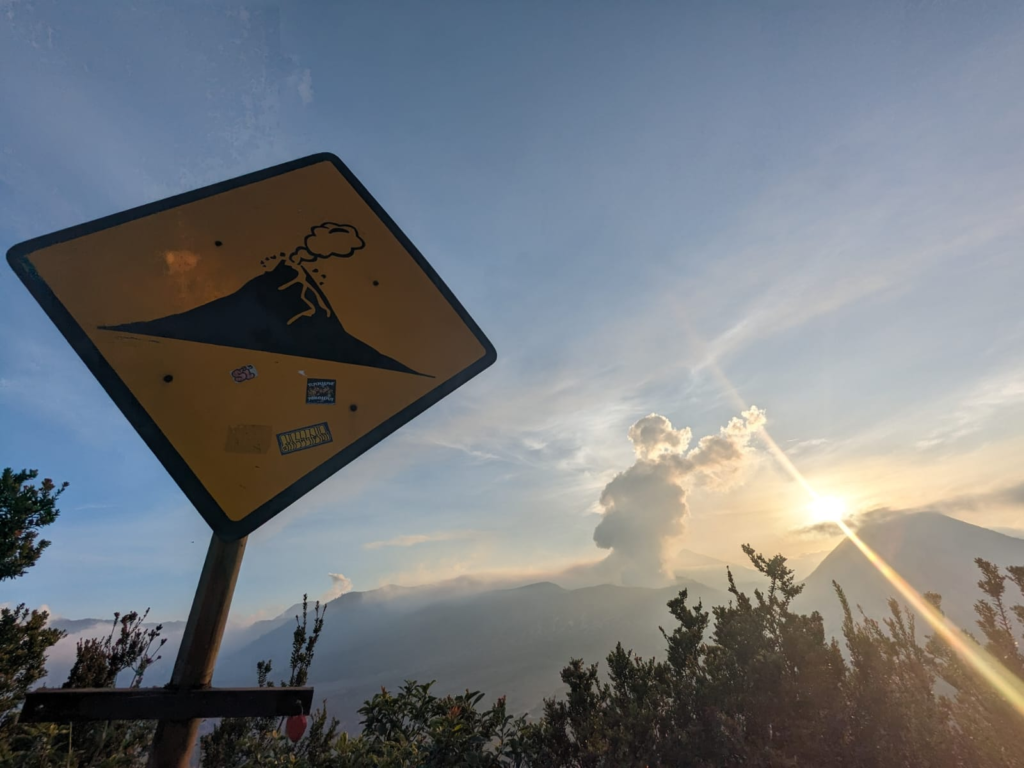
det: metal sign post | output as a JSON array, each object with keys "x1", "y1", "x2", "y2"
[
  {"x1": 148, "y1": 533, "x2": 246, "y2": 767},
  {"x1": 22, "y1": 534, "x2": 314, "y2": 765}
]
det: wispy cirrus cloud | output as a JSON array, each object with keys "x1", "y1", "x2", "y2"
[
  {"x1": 362, "y1": 530, "x2": 479, "y2": 550},
  {"x1": 915, "y1": 367, "x2": 1024, "y2": 450}
]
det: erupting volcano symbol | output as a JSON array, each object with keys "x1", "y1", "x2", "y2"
[{"x1": 100, "y1": 223, "x2": 426, "y2": 376}]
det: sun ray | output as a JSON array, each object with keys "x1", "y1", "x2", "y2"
[
  {"x1": 687, "y1": 343, "x2": 1024, "y2": 718},
  {"x1": 835, "y1": 517, "x2": 1024, "y2": 716}
]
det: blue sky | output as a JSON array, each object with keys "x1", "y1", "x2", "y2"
[{"x1": 2, "y1": 1, "x2": 1024, "y2": 623}]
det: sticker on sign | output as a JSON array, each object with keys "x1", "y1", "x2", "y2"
[
  {"x1": 277, "y1": 423, "x2": 333, "y2": 455},
  {"x1": 305, "y1": 378, "x2": 336, "y2": 404},
  {"x1": 231, "y1": 365, "x2": 258, "y2": 383}
]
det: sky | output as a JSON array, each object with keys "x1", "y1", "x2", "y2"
[{"x1": 2, "y1": 1, "x2": 1024, "y2": 624}]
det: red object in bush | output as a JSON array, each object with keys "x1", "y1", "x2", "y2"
[{"x1": 285, "y1": 714, "x2": 308, "y2": 743}]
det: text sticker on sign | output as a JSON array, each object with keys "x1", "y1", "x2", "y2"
[{"x1": 305, "y1": 378, "x2": 336, "y2": 404}]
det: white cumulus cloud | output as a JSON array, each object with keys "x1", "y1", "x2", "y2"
[{"x1": 593, "y1": 407, "x2": 765, "y2": 586}]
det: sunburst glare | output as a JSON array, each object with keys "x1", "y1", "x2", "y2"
[{"x1": 807, "y1": 495, "x2": 846, "y2": 524}]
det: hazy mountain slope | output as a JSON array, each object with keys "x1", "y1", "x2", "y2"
[
  {"x1": 796, "y1": 512, "x2": 1024, "y2": 640},
  {"x1": 221, "y1": 577, "x2": 536, "y2": 653},
  {"x1": 49, "y1": 512, "x2": 1024, "y2": 728},
  {"x1": 50, "y1": 617, "x2": 111, "y2": 635},
  {"x1": 216, "y1": 578, "x2": 729, "y2": 728},
  {"x1": 674, "y1": 549, "x2": 730, "y2": 568}
]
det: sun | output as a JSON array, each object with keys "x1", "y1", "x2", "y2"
[{"x1": 808, "y1": 495, "x2": 847, "y2": 524}]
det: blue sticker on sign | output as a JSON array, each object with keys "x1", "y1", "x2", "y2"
[{"x1": 277, "y1": 422, "x2": 333, "y2": 455}]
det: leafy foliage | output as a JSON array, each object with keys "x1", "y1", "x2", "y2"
[
  {"x1": 64, "y1": 609, "x2": 167, "y2": 690},
  {"x1": 0, "y1": 467, "x2": 164, "y2": 767},
  {"x1": 0, "y1": 605, "x2": 65, "y2": 732},
  {"x1": 0, "y1": 466, "x2": 68, "y2": 756},
  {"x1": 922, "y1": 560, "x2": 1024, "y2": 768},
  {"x1": 197, "y1": 543, "x2": 1024, "y2": 768},
  {"x1": 200, "y1": 594, "x2": 333, "y2": 767},
  {"x1": 1, "y1": 608, "x2": 168, "y2": 767},
  {"x1": 336, "y1": 683, "x2": 532, "y2": 767},
  {"x1": 0, "y1": 467, "x2": 67, "y2": 582},
  {"x1": 529, "y1": 545, "x2": 852, "y2": 767},
  {"x1": 5, "y1": 464, "x2": 1024, "y2": 766}
]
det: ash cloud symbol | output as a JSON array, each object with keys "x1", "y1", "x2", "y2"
[{"x1": 100, "y1": 222, "x2": 426, "y2": 376}]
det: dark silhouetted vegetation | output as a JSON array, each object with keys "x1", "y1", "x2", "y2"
[
  {"x1": 0, "y1": 467, "x2": 67, "y2": 582},
  {"x1": 4, "y1": 466, "x2": 1024, "y2": 766}
]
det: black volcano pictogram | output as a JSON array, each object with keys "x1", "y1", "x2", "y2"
[{"x1": 99, "y1": 223, "x2": 427, "y2": 377}]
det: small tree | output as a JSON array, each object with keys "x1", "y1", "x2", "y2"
[
  {"x1": 339, "y1": 682, "x2": 532, "y2": 767},
  {"x1": 836, "y1": 585, "x2": 961, "y2": 768},
  {"x1": 970, "y1": 558, "x2": 1024, "y2": 678},
  {"x1": 0, "y1": 468, "x2": 68, "y2": 744},
  {"x1": 925, "y1": 560, "x2": 1024, "y2": 768},
  {"x1": 63, "y1": 610, "x2": 167, "y2": 690},
  {"x1": 1, "y1": 610, "x2": 168, "y2": 768},
  {"x1": 530, "y1": 545, "x2": 852, "y2": 767},
  {"x1": 0, "y1": 605, "x2": 65, "y2": 730},
  {"x1": 0, "y1": 468, "x2": 67, "y2": 582},
  {"x1": 201, "y1": 594, "x2": 334, "y2": 767},
  {"x1": 0, "y1": 467, "x2": 173, "y2": 767}
]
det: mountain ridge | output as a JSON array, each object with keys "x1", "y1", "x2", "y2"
[
  {"x1": 797, "y1": 511, "x2": 1024, "y2": 637},
  {"x1": 42, "y1": 512, "x2": 1024, "y2": 725}
]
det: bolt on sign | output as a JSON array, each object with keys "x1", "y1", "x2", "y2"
[{"x1": 7, "y1": 154, "x2": 496, "y2": 540}]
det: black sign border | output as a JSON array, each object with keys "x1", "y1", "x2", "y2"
[{"x1": 7, "y1": 153, "x2": 497, "y2": 541}]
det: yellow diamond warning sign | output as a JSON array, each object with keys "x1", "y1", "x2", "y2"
[{"x1": 7, "y1": 154, "x2": 496, "y2": 539}]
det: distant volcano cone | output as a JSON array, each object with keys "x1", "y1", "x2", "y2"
[{"x1": 101, "y1": 261, "x2": 426, "y2": 376}]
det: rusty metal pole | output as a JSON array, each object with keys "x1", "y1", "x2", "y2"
[{"x1": 147, "y1": 533, "x2": 247, "y2": 767}]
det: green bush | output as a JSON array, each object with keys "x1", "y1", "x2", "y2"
[{"x1": 6, "y1": 464, "x2": 1024, "y2": 767}]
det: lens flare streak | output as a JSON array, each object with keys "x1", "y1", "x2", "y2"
[
  {"x1": 690, "y1": 345, "x2": 1024, "y2": 717},
  {"x1": 835, "y1": 517, "x2": 1024, "y2": 717}
]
